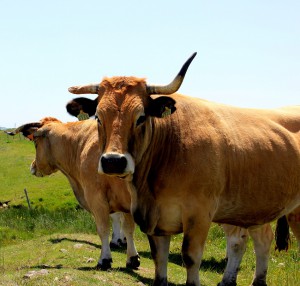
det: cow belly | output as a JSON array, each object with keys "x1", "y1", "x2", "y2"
[
  {"x1": 154, "y1": 204, "x2": 183, "y2": 236},
  {"x1": 213, "y1": 209, "x2": 282, "y2": 227},
  {"x1": 213, "y1": 198, "x2": 300, "y2": 228}
]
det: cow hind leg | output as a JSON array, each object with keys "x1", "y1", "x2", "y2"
[
  {"x1": 148, "y1": 235, "x2": 171, "y2": 286},
  {"x1": 287, "y1": 207, "x2": 300, "y2": 251},
  {"x1": 248, "y1": 224, "x2": 273, "y2": 286},
  {"x1": 218, "y1": 224, "x2": 249, "y2": 286},
  {"x1": 121, "y1": 213, "x2": 140, "y2": 269},
  {"x1": 110, "y1": 212, "x2": 127, "y2": 249},
  {"x1": 289, "y1": 220, "x2": 300, "y2": 251}
]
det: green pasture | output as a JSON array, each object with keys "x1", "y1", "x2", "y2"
[
  {"x1": 0, "y1": 131, "x2": 77, "y2": 210},
  {"x1": 0, "y1": 131, "x2": 299, "y2": 285}
]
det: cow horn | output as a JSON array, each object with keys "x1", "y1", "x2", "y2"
[
  {"x1": 146, "y1": 52, "x2": 197, "y2": 95},
  {"x1": 68, "y1": 83, "x2": 99, "y2": 94},
  {"x1": 5, "y1": 122, "x2": 42, "y2": 136}
]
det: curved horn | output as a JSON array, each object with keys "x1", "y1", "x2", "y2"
[
  {"x1": 146, "y1": 52, "x2": 197, "y2": 95},
  {"x1": 68, "y1": 83, "x2": 99, "y2": 94},
  {"x1": 5, "y1": 122, "x2": 42, "y2": 136}
]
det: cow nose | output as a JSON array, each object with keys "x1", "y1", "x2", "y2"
[{"x1": 100, "y1": 153, "x2": 128, "y2": 175}]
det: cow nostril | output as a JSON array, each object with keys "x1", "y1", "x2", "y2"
[{"x1": 101, "y1": 154, "x2": 127, "y2": 175}]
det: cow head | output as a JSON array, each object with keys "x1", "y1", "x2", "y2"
[
  {"x1": 67, "y1": 53, "x2": 196, "y2": 180},
  {"x1": 6, "y1": 117, "x2": 61, "y2": 177}
]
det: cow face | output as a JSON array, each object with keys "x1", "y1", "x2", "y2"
[
  {"x1": 7, "y1": 117, "x2": 60, "y2": 177},
  {"x1": 97, "y1": 77, "x2": 179, "y2": 179},
  {"x1": 30, "y1": 127, "x2": 58, "y2": 177},
  {"x1": 67, "y1": 53, "x2": 197, "y2": 179}
]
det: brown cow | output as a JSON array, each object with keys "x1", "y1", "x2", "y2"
[
  {"x1": 67, "y1": 53, "x2": 300, "y2": 286},
  {"x1": 7, "y1": 117, "x2": 139, "y2": 270}
]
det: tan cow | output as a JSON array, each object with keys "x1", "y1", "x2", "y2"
[
  {"x1": 7, "y1": 117, "x2": 139, "y2": 270},
  {"x1": 67, "y1": 53, "x2": 300, "y2": 286}
]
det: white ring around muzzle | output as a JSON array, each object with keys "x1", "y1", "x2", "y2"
[{"x1": 98, "y1": 152, "x2": 135, "y2": 176}]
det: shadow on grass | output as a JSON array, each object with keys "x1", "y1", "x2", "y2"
[
  {"x1": 138, "y1": 251, "x2": 227, "y2": 273},
  {"x1": 29, "y1": 257, "x2": 220, "y2": 286},
  {"x1": 28, "y1": 262, "x2": 212, "y2": 286},
  {"x1": 201, "y1": 257, "x2": 227, "y2": 273},
  {"x1": 49, "y1": 236, "x2": 133, "y2": 253},
  {"x1": 49, "y1": 237, "x2": 100, "y2": 249},
  {"x1": 46, "y1": 235, "x2": 225, "y2": 285},
  {"x1": 76, "y1": 266, "x2": 204, "y2": 286},
  {"x1": 30, "y1": 264, "x2": 64, "y2": 269},
  {"x1": 48, "y1": 236, "x2": 226, "y2": 271}
]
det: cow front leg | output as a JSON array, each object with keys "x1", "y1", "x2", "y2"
[
  {"x1": 182, "y1": 218, "x2": 211, "y2": 286},
  {"x1": 148, "y1": 235, "x2": 171, "y2": 286},
  {"x1": 218, "y1": 224, "x2": 249, "y2": 286},
  {"x1": 121, "y1": 212, "x2": 140, "y2": 269},
  {"x1": 93, "y1": 210, "x2": 112, "y2": 270},
  {"x1": 249, "y1": 224, "x2": 273, "y2": 286}
]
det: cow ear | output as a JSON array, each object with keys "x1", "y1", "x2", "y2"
[
  {"x1": 147, "y1": 96, "x2": 176, "y2": 118},
  {"x1": 23, "y1": 127, "x2": 40, "y2": 141},
  {"x1": 66, "y1": 97, "x2": 98, "y2": 117}
]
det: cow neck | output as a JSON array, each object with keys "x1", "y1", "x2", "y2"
[
  {"x1": 133, "y1": 116, "x2": 179, "y2": 194},
  {"x1": 50, "y1": 125, "x2": 83, "y2": 179},
  {"x1": 128, "y1": 117, "x2": 180, "y2": 234}
]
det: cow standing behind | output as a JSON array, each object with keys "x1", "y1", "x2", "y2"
[
  {"x1": 7, "y1": 117, "x2": 140, "y2": 270},
  {"x1": 67, "y1": 53, "x2": 300, "y2": 286},
  {"x1": 221, "y1": 207, "x2": 300, "y2": 286}
]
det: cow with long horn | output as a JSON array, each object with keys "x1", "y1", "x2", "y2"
[{"x1": 66, "y1": 53, "x2": 300, "y2": 286}]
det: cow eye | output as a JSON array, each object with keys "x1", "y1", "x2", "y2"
[
  {"x1": 95, "y1": 115, "x2": 102, "y2": 125},
  {"x1": 136, "y1": 115, "x2": 146, "y2": 127}
]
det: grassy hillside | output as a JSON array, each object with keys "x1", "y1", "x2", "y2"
[
  {"x1": 0, "y1": 130, "x2": 299, "y2": 285},
  {"x1": 0, "y1": 131, "x2": 77, "y2": 210}
]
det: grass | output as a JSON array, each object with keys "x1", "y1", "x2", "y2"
[
  {"x1": 0, "y1": 131, "x2": 77, "y2": 209},
  {"x1": 0, "y1": 208, "x2": 95, "y2": 246},
  {"x1": 0, "y1": 218, "x2": 299, "y2": 286},
  {"x1": 0, "y1": 131, "x2": 299, "y2": 285}
]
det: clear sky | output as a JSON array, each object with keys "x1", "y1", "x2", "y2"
[{"x1": 1, "y1": 1, "x2": 299, "y2": 128}]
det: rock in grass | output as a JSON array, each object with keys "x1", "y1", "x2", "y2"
[{"x1": 23, "y1": 269, "x2": 49, "y2": 279}]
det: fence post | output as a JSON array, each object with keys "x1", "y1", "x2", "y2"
[{"x1": 24, "y1": 188, "x2": 31, "y2": 210}]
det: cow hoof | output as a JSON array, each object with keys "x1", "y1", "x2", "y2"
[
  {"x1": 153, "y1": 276, "x2": 168, "y2": 286},
  {"x1": 126, "y1": 255, "x2": 140, "y2": 269},
  {"x1": 110, "y1": 239, "x2": 127, "y2": 249},
  {"x1": 217, "y1": 282, "x2": 237, "y2": 286},
  {"x1": 110, "y1": 241, "x2": 120, "y2": 249},
  {"x1": 96, "y1": 258, "x2": 112, "y2": 271},
  {"x1": 252, "y1": 281, "x2": 267, "y2": 286},
  {"x1": 119, "y1": 238, "x2": 127, "y2": 248}
]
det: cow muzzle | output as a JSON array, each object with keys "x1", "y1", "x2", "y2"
[
  {"x1": 98, "y1": 152, "x2": 135, "y2": 178},
  {"x1": 30, "y1": 161, "x2": 43, "y2": 177}
]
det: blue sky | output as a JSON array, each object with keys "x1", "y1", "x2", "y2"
[{"x1": 1, "y1": 1, "x2": 299, "y2": 127}]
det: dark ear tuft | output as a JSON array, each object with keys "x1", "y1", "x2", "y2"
[
  {"x1": 5, "y1": 123, "x2": 42, "y2": 140},
  {"x1": 23, "y1": 127, "x2": 40, "y2": 141},
  {"x1": 146, "y1": 96, "x2": 176, "y2": 118},
  {"x1": 66, "y1": 97, "x2": 98, "y2": 117}
]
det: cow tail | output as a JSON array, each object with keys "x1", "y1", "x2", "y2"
[{"x1": 275, "y1": 216, "x2": 290, "y2": 251}]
